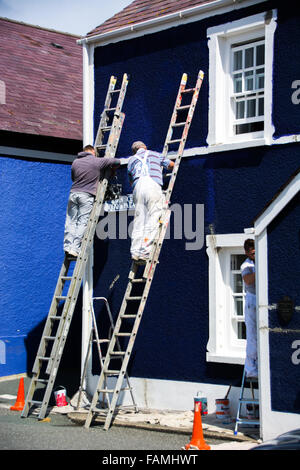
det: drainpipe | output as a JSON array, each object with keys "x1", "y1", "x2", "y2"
[{"x1": 81, "y1": 42, "x2": 94, "y2": 393}]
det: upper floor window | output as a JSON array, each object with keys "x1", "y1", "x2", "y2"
[
  {"x1": 207, "y1": 11, "x2": 277, "y2": 147},
  {"x1": 231, "y1": 39, "x2": 265, "y2": 136}
]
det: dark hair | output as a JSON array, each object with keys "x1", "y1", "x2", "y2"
[
  {"x1": 83, "y1": 144, "x2": 95, "y2": 153},
  {"x1": 244, "y1": 238, "x2": 255, "y2": 252}
]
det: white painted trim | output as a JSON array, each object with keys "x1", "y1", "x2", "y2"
[
  {"x1": 255, "y1": 171, "x2": 300, "y2": 236},
  {"x1": 87, "y1": 374, "x2": 246, "y2": 416},
  {"x1": 207, "y1": 10, "x2": 277, "y2": 147},
  {"x1": 78, "y1": 0, "x2": 266, "y2": 47},
  {"x1": 82, "y1": 42, "x2": 95, "y2": 389},
  {"x1": 0, "y1": 145, "x2": 75, "y2": 162},
  {"x1": 206, "y1": 232, "x2": 254, "y2": 365}
]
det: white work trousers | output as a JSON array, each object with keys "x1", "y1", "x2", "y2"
[
  {"x1": 63, "y1": 191, "x2": 94, "y2": 255},
  {"x1": 244, "y1": 293, "x2": 258, "y2": 377},
  {"x1": 131, "y1": 176, "x2": 164, "y2": 259}
]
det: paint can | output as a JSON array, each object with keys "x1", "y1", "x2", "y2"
[
  {"x1": 54, "y1": 386, "x2": 68, "y2": 407},
  {"x1": 215, "y1": 398, "x2": 230, "y2": 420},
  {"x1": 196, "y1": 392, "x2": 207, "y2": 415}
]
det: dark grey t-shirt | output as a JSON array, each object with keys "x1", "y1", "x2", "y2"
[{"x1": 70, "y1": 152, "x2": 120, "y2": 196}]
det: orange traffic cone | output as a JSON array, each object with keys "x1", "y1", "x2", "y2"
[
  {"x1": 184, "y1": 398, "x2": 211, "y2": 450},
  {"x1": 10, "y1": 377, "x2": 25, "y2": 411}
]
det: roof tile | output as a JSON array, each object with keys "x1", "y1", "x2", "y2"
[{"x1": 0, "y1": 18, "x2": 82, "y2": 140}]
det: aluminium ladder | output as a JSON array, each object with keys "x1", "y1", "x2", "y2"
[
  {"x1": 21, "y1": 74, "x2": 129, "y2": 420},
  {"x1": 84, "y1": 70, "x2": 204, "y2": 430},
  {"x1": 234, "y1": 366, "x2": 260, "y2": 435}
]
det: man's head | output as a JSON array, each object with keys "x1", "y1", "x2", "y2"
[
  {"x1": 131, "y1": 141, "x2": 147, "y2": 155},
  {"x1": 244, "y1": 238, "x2": 255, "y2": 260},
  {"x1": 83, "y1": 144, "x2": 96, "y2": 156}
]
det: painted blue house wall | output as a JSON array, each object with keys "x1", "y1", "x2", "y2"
[
  {"x1": 267, "y1": 191, "x2": 300, "y2": 414},
  {"x1": 0, "y1": 155, "x2": 72, "y2": 377},
  {"x1": 91, "y1": 0, "x2": 300, "y2": 402}
]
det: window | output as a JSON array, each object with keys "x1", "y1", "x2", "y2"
[
  {"x1": 231, "y1": 40, "x2": 265, "y2": 135},
  {"x1": 207, "y1": 10, "x2": 277, "y2": 147},
  {"x1": 206, "y1": 233, "x2": 254, "y2": 364}
]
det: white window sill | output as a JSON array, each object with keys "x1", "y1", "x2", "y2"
[{"x1": 206, "y1": 352, "x2": 245, "y2": 365}]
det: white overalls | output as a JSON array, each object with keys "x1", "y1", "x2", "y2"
[
  {"x1": 131, "y1": 151, "x2": 164, "y2": 259},
  {"x1": 241, "y1": 258, "x2": 258, "y2": 378}
]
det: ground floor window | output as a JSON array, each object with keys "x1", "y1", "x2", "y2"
[{"x1": 206, "y1": 232, "x2": 254, "y2": 364}]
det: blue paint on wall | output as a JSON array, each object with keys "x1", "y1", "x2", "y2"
[
  {"x1": 268, "y1": 191, "x2": 300, "y2": 414},
  {"x1": 0, "y1": 155, "x2": 71, "y2": 376}
]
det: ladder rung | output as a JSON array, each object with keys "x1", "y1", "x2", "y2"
[
  {"x1": 240, "y1": 398, "x2": 259, "y2": 404},
  {"x1": 98, "y1": 386, "x2": 131, "y2": 393},
  {"x1": 96, "y1": 144, "x2": 107, "y2": 149},
  {"x1": 34, "y1": 378, "x2": 49, "y2": 383},
  {"x1": 99, "y1": 126, "x2": 112, "y2": 132},
  {"x1": 110, "y1": 351, "x2": 126, "y2": 356},
  {"x1": 43, "y1": 336, "x2": 56, "y2": 341},
  {"x1": 172, "y1": 122, "x2": 186, "y2": 127},
  {"x1": 61, "y1": 276, "x2": 73, "y2": 281},
  {"x1": 104, "y1": 370, "x2": 121, "y2": 375},
  {"x1": 29, "y1": 400, "x2": 43, "y2": 405},
  {"x1": 120, "y1": 314, "x2": 136, "y2": 319},
  {"x1": 110, "y1": 89, "x2": 121, "y2": 93},
  {"x1": 49, "y1": 316, "x2": 62, "y2": 320},
  {"x1": 126, "y1": 296, "x2": 143, "y2": 301},
  {"x1": 104, "y1": 107, "x2": 116, "y2": 112},
  {"x1": 182, "y1": 88, "x2": 195, "y2": 93},
  {"x1": 115, "y1": 333, "x2": 132, "y2": 337},
  {"x1": 167, "y1": 139, "x2": 181, "y2": 144},
  {"x1": 131, "y1": 278, "x2": 146, "y2": 283},
  {"x1": 37, "y1": 356, "x2": 50, "y2": 361},
  {"x1": 56, "y1": 296, "x2": 67, "y2": 301}
]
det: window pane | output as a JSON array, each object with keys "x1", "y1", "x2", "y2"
[
  {"x1": 256, "y1": 68, "x2": 265, "y2": 89},
  {"x1": 236, "y1": 100, "x2": 245, "y2": 119},
  {"x1": 231, "y1": 254, "x2": 246, "y2": 270},
  {"x1": 258, "y1": 97, "x2": 264, "y2": 116},
  {"x1": 233, "y1": 273, "x2": 243, "y2": 293},
  {"x1": 256, "y1": 44, "x2": 265, "y2": 66},
  {"x1": 245, "y1": 47, "x2": 254, "y2": 68},
  {"x1": 247, "y1": 99, "x2": 256, "y2": 118},
  {"x1": 233, "y1": 50, "x2": 243, "y2": 71},
  {"x1": 233, "y1": 73, "x2": 242, "y2": 93},
  {"x1": 238, "y1": 322, "x2": 247, "y2": 340},
  {"x1": 245, "y1": 71, "x2": 254, "y2": 91},
  {"x1": 234, "y1": 297, "x2": 244, "y2": 316}
]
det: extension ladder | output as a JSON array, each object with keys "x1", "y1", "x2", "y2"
[
  {"x1": 76, "y1": 296, "x2": 137, "y2": 412},
  {"x1": 234, "y1": 367, "x2": 260, "y2": 435},
  {"x1": 84, "y1": 70, "x2": 204, "y2": 430},
  {"x1": 21, "y1": 74, "x2": 129, "y2": 420}
]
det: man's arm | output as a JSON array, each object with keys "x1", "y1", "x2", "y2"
[{"x1": 243, "y1": 272, "x2": 255, "y2": 285}]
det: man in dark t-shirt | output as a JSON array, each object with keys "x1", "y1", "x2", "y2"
[{"x1": 63, "y1": 144, "x2": 120, "y2": 257}]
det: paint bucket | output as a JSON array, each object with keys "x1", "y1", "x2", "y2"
[
  {"x1": 54, "y1": 386, "x2": 68, "y2": 407},
  {"x1": 215, "y1": 398, "x2": 230, "y2": 420},
  {"x1": 196, "y1": 392, "x2": 207, "y2": 415}
]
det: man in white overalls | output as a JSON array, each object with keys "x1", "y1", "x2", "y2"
[
  {"x1": 241, "y1": 238, "x2": 258, "y2": 378},
  {"x1": 127, "y1": 141, "x2": 174, "y2": 262}
]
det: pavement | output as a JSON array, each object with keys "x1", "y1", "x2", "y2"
[{"x1": 0, "y1": 374, "x2": 261, "y2": 451}]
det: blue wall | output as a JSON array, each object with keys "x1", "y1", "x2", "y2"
[
  {"x1": 91, "y1": 1, "x2": 300, "y2": 388},
  {"x1": 0, "y1": 155, "x2": 71, "y2": 377}
]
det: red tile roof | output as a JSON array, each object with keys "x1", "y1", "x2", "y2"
[
  {"x1": 0, "y1": 18, "x2": 82, "y2": 140},
  {"x1": 87, "y1": 0, "x2": 216, "y2": 37}
]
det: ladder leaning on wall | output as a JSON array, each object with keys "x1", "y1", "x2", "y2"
[
  {"x1": 84, "y1": 69, "x2": 205, "y2": 431},
  {"x1": 21, "y1": 73, "x2": 129, "y2": 421}
]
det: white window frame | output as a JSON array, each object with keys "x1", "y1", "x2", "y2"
[
  {"x1": 206, "y1": 232, "x2": 254, "y2": 365},
  {"x1": 207, "y1": 10, "x2": 277, "y2": 147}
]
